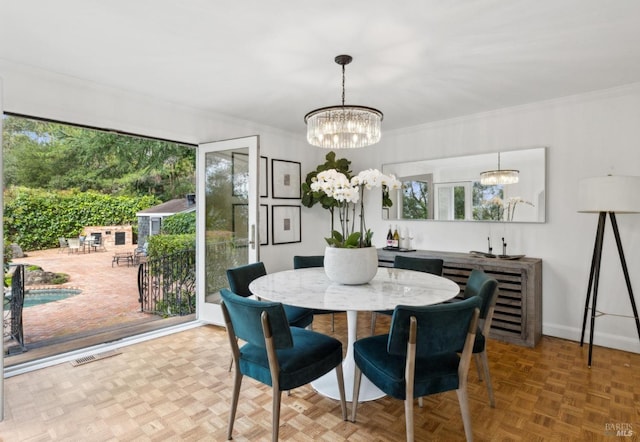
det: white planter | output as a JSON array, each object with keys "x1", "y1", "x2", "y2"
[{"x1": 324, "y1": 246, "x2": 378, "y2": 285}]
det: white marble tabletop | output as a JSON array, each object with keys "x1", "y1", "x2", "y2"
[
  {"x1": 249, "y1": 266, "x2": 460, "y2": 311},
  {"x1": 249, "y1": 266, "x2": 461, "y2": 401}
]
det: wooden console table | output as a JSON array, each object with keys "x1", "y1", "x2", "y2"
[{"x1": 378, "y1": 249, "x2": 542, "y2": 347}]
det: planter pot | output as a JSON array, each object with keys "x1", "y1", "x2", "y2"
[{"x1": 324, "y1": 246, "x2": 378, "y2": 285}]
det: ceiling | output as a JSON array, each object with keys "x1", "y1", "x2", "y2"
[{"x1": 2, "y1": 0, "x2": 640, "y2": 135}]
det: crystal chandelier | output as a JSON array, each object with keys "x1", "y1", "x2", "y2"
[
  {"x1": 305, "y1": 55, "x2": 383, "y2": 149},
  {"x1": 480, "y1": 152, "x2": 519, "y2": 185}
]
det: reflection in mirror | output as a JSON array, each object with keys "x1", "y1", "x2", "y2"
[{"x1": 382, "y1": 147, "x2": 546, "y2": 223}]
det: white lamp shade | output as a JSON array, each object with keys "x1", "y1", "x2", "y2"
[{"x1": 578, "y1": 175, "x2": 640, "y2": 213}]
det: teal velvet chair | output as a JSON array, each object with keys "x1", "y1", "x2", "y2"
[
  {"x1": 221, "y1": 289, "x2": 347, "y2": 441},
  {"x1": 293, "y1": 255, "x2": 341, "y2": 332},
  {"x1": 370, "y1": 256, "x2": 445, "y2": 334},
  {"x1": 352, "y1": 296, "x2": 481, "y2": 442},
  {"x1": 459, "y1": 269, "x2": 499, "y2": 407},
  {"x1": 226, "y1": 262, "x2": 314, "y2": 328}
]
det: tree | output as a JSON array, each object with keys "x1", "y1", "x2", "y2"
[{"x1": 2, "y1": 114, "x2": 195, "y2": 200}]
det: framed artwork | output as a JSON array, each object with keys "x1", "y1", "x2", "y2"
[
  {"x1": 260, "y1": 156, "x2": 268, "y2": 198},
  {"x1": 271, "y1": 159, "x2": 301, "y2": 199},
  {"x1": 232, "y1": 203, "x2": 248, "y2": 246},
  {"x1": 259, "y1": 204, "x2": 269, "y2": 246},
  {"x1": 272, "y1": 205, "x2": 301, "y2": 245},
  {"x1": 231, "y1": 152, "x2": 249, "y2": 197}
]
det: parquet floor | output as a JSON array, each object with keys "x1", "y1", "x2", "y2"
[{"x1": 1, "y1": 312, "x2": 639, "y2": 441}]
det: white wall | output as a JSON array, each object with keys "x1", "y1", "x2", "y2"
[
  {"x1": 347, "y1": 83, "x2": 640, "y2": 354},
  {"x1": 0, "y1": 60, "x2": 326, "y2": 273},
  {"x1": 3, "y1": 59, "x2": 640, "y2": 353}
]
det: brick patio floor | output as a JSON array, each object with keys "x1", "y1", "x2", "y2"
[{"x1": 10, "y1": 246, "x2": 155, "y2": 345}]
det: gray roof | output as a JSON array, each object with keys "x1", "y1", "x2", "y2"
[{"x1": 137, "y1": 198, "x2": 195, "y2": 216}]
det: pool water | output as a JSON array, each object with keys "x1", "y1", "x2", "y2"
[{"x1": 7, "y1": 288, "x2": 82, "y2": 309}]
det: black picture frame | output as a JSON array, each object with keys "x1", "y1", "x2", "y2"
[
  {"x1": 272, "y1": 205, "x2": 301, "y2": 245},
  {"x1": 271, "y1": 159, "x2": 301, "y2": 199},
  {"x1": 259, "y1": 204, "x2": 269, "y2": 246},
  {"x1": 260, "y1": 156, "x2": 268, "y2": 198},
  {"x1": 231, "y1": 152, "x2": 249, "y2": 197}
]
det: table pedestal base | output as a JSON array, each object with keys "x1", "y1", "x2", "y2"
[{"x1": 311, "y1": 310, "x2": 385, "y2": 402}]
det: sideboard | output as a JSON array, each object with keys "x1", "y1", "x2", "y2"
[{"x1": 378, "y1": 249, "x2": 542, "y2": 347}]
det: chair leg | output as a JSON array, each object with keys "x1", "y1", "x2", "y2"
[
  {"x1": 474, "y1": 353, "x2": 483, "y2": 380},
  {"x1": 335, "y1": 364, "x2": 347, "y2": 420},
  {"x1": 351, "y1": 366, "x2": 363, "y2": 422},
  {"x1": 227, "y1": 370, "x2": 243, "y2": 440},
  {"x1": 331, "y1": 313, "x2": 335, "y2": 332},
  {"x1": 370, "y1": 312, "x2": 377, "y2": 335},
  {"x1": 272, "y1": 389, "x2": 282, "y2": 442},
  {"x1": 479, "y1": 350, "x2": 495, "y2": 407},
  {"x1": 418, "y1": 397, "x2": 423, "y2": 408},
  {"x1": 404, "y1": 397, "x2": 415, "y2": 442},
  {"x1": 456, "y1": 387, "x2": 474, "y2": 442}
]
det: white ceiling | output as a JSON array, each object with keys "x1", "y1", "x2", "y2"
[{"x1": 2, "y1": 0, "x2": 640, "y2": 134}]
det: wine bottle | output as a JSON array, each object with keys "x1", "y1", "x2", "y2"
[
  {"x1": 393, "y1": 225, "x2": 400, "y2": 249},
  {"x1": 386, "y1": 225, "x2": 393, "y2": 248}
]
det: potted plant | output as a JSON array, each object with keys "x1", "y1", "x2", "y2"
[{"x1": 305, "y1": 159, "x2": 400, "y2": 284}]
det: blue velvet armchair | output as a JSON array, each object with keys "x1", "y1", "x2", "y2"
[
  {"x1": 293, "y1": 255, "x2": 342, "y2": 332},
  {"x1": 221, "y1": 289, "x2": 347, "y2": 441},
  {"x1": 459, "y1": 269, "x2": 499, "y2": 407},
  {"x1": 352, "y1": 296, "x2": 481, "y2": 442},
  {"x1": 371, "y1": 256, "x2": 445, "y2": 335},
  {"x1": 226, "y1": 262, "x2": 313, "y2": 328}
]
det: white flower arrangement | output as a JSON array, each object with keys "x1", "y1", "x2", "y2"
[{"x1": 311, "y1": 168, "x2": 401, "y2": 247}]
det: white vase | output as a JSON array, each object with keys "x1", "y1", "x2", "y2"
[{"x1": 324, "y1": 246, "x2": 378, "y2": 285}]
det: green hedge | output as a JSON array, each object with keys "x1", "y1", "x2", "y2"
[
  {"x1": 4, "y1": 187, "x2": 159, "y2": 251},
  {"x1": 161, "y1": 212, "x2": 196, "y2": 235},
  {"x1": 147, "y1": 234, "x2": 195, "y2": 259}
]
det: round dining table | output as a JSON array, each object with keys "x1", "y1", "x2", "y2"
[{"x1": 249, "y1": 266, "x2": 460, "y2": 402}]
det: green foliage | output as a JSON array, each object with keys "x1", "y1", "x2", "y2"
[
  {"x1": 3, "y1": 187, "x2": 159, "y2": 251},
  {"x1": 154, "y1": 291, "x2": 195, "y2": 317},
  {"x1": 324, "y1": 229, "x2": 373, "y2": 248},
  {"x1": 402, "y1": 181, "x2": 429, "y2": 219},
  {"x1": 161, "y1": 212, "x2": 196, "y2": 235},
  {"x1": 2, "y1": 114, "x2": 195, "y2": 200},
  {"x1": 301, "y1": 151, "x2": 352, "y2": 210},
  {"x1": 147, "y1": 234, "x2": 195, "y2": 259},
  {"x1": 51, "y1": 273, "x2": 70, "y2": 284}
]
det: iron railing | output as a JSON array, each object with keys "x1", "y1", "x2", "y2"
[
  {"x1": 4, "y1": 264, "x2": 26, "y2": 352},
  {"x1": 137, "y1": 249, "x2": 196, "y2": 316},
  {"x1": 137, "y1": 240, "x2": 249, "y2": 315}
]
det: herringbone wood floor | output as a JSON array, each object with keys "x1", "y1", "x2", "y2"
[{"x1": 1, "y1": 313, "x2": 639, "y2": 441}]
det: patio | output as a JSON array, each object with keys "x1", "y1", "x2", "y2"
[{"x1": 6, "y1": 246, "x2": 171, "y2": 362}]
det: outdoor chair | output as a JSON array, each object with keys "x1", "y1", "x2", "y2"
[
  {"x1": 67, "y1": 238, "x2": 81, "y2": 253},
  {"x1": 58, "y1": 237, "x2": 69, "y2": 253},
  {"x1": 221, "y1": 288, "x2": 347, "y2": 441},
  {"x1": 92, "y1": 235, "x2": 106, "y2": 252},
  {"x1": 352, "y1": 296, "x2": 481, "y2": 442},
  {"x1": 293, "y1": 255, "x2": 341, "y2": 332},
  {"x1": 371, "y1": 256, "x2": 444, "y2": 335}
]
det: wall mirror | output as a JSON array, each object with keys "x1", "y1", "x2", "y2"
[{"x1": 382, "y1": 147, "x2": 546, "y2": 223}]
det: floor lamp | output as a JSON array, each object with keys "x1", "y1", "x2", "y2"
[{"x1": 578, "y1": 175, "x2": 640, "y2": 367}]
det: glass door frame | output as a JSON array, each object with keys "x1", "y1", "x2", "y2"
[{"x1": 196, "y1": 136, "x2": 259, "y2": 325}]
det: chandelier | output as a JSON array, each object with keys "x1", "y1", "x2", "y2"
[
  {"x1": 480, "y1": 152, "x2": 519, "y2": 185},
  {"x1": 305, "y1": 55, "x2": 383, "y2": 149}
]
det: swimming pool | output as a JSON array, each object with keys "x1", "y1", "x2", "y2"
[{"x1": 21, "y1": 288, "x2": 82, "y2": 308}]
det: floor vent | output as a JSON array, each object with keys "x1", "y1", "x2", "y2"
[{"x1": 70, "y1": 350, "x2": 122, "y2": 367}]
